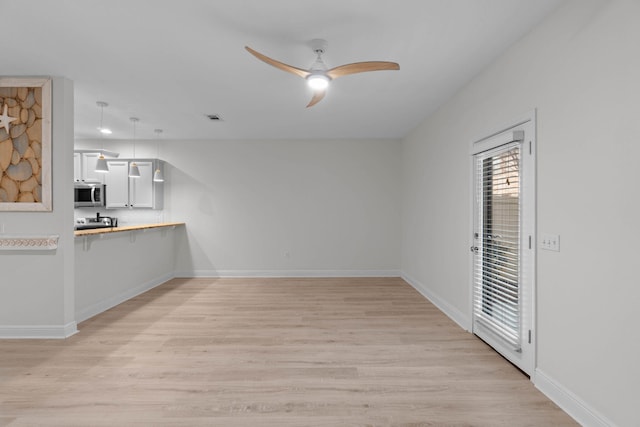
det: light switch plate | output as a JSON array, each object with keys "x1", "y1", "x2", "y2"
[{"x1": 541, "y1": 233, "x2": 560, "y2": 251}]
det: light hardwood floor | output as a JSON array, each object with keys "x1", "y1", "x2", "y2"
[{"x1": 0, "y1": 277, "x2": 576, "y2": 426}]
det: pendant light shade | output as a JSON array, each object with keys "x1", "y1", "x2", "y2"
[
  {"x1": 95, "y1": 101, "x2": 110, "y2": 173},
  {"x1": 129, "y1": 117, "x2": 140, "y2": 178},
  {"x1": 129, "y1": 162, "x2": 141, "y2": 178},
  {"x1": 153, "y1": 167, "x2": 164, "y2": 182},
  {"x1": 95, "y1": 154, "x2": 109, "y2": 173},
  {"x1": 153, "y1": 128, "x2": 164, "y2": 182}
]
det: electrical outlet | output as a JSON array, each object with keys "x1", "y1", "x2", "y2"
[{"x1": 541, "y1": 233, "x2": 560, "y2": 251}]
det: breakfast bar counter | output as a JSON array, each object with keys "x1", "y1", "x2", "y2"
[
  {"x1": 74, "y1": 222, "x2": 185, "y2": 237},
  {"x1": 74, "y1": 221, "x2": 185, "y2": 323}
]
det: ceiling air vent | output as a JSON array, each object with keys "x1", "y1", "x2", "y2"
[{"x1": 206, "y1": 114, "x2": 222, "y2": 121}]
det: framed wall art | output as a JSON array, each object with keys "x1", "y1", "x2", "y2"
[{"x1": 0, "y1": 77, "x2": 52, "y2": 211}]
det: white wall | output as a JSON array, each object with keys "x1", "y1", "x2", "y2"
[
  {"x1": 0, "y1": 77, "x2": 76, "y2": 338},
  {"x1": 166, "y1": 138, "x2": 402, "y2": 276},
  {"x1": 401, "y1": 1, "x2": 639, "y2": 425}
]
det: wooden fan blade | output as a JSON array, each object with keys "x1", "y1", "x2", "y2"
[
  {"x1": 245, "y1": 46, "x2": 311, "y2": 79},
  {"x1": 327, "y1": 61, "x2": 400, "y2": 79},
  {"x1": 306, "y1": 89, "x2": 326, "y2": 108}
]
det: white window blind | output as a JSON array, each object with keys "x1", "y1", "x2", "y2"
[{"x1": 473, "y1": 143, "x2": 521, "y2": 350}]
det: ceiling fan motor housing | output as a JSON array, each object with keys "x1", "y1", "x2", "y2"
[{"x1": 309, "y1": 38, "x2": 328, "y2": 55}]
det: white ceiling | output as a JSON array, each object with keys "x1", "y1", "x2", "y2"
[{"x1": 2, "y1": 0, "x2": 563, "y2": 141}]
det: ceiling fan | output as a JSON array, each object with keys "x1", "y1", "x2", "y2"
[{"x1": 245, "y1": 39, "x2": 400, "y2": 107}]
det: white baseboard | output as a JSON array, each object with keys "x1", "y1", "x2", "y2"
[
  {"x1": 75, "y1": 272, "x2": 174, "y2": 324},
  {"x1": 535, "y1": 369, "x2": 615, "y2": 427},
  {"x1": 174, "y1": 269, "x2": 401, "y2": 278},
  {"x1": 0, "y1": 321, "x2": 78, "y2": 339},
  {"x1": 401, "y1": 272, "x2": 471, "y2": 331}
]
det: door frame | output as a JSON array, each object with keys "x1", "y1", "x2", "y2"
[{"x1": 468, "y1": 110, "x2": 537, "y2": 377}]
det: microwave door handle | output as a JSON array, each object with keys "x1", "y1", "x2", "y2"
[{"x1": 91, "y1": 186, "x2": 96, "y2": 204}]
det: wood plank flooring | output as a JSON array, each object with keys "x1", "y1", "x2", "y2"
[{"x1": 0, "y1": 277, "x2": 576, "y2": 426}]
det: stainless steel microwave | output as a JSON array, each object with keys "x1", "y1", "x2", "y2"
[{"x1": 74, "y1": 184, "x2": 106, "y2": 208}]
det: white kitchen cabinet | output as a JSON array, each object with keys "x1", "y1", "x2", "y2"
[
  {"x1": 104, "y1": 159, "x2": 163, "y2": 209},
  {"x1": 103, "y1": 160, "x2": 129, "y2": 208},
  {"x1": 130, "y1": 161, "x2": 154, "y2": 208},
  {"x1": 73, "y1": 152, "x2": 82, "y2": 182},
  {"x1": 74, "y1": 150, "x2": 118, "y2": 183},
  {"x1": 80, "y1": 152, "x2": 105, "y2": 184}
]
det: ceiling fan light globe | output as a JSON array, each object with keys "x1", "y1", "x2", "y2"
[{"x1": 307, "y1": 74, "x2": 330, "y2": 90}]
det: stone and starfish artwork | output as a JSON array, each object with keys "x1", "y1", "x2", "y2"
[{"x1": 0, "y1": 78, "x2": 51, "y2": 211}]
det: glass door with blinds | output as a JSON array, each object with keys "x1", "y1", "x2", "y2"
[{"x1": 471, "y1": 119, "x2": 535, "y2": 376}]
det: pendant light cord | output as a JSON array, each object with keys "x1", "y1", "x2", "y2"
[
  {"x1": 97, "y1": 101, "x2": 107, "y2": 151},
  {"x1": 100, "y1": 105, "x2": 104, "y2": 152},
  {"x1": 154, "y1": 129, "x2": 162, "y2": 158},
  {"x1": 130, "y1": 117, "x2": 139, "y2": 159}
]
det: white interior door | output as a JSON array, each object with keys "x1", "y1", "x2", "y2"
[{"x1": 471, "y1": 118, "x2": 535, "y2": 376}]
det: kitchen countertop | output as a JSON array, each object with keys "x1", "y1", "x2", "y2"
[{"x1": 74, "y1": 222, "x2": 185, "y2": 237}]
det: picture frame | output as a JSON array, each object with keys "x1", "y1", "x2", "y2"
[{"x1": 0, "y1": 77, "x2": 52, "y2": 211}]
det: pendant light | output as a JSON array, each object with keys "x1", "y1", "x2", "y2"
[
  {"x1": 129, "y1": 117, "x2": 140, "y2": 178},
  {"x1": 95, "y1": 101, "x2": 110, "y2": 173},
  {"x1": 153, "y1": 128, "x2": 164, "y2": 182}
]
